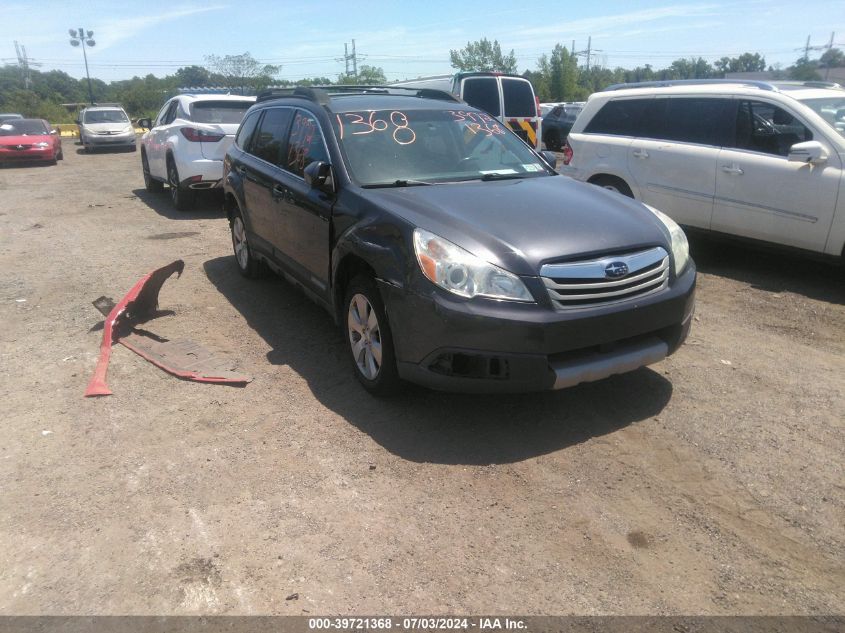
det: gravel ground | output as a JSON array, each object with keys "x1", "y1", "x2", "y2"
[{"x1": 0, "y1": 146, "x2": 843, "y2": 615}]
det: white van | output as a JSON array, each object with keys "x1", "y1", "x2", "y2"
[
  {"x1": 394, "y1": 72, "x2": 542, "y2": 149},
  {"x1": 562, "y1": 80, "x2": 845, "y2": 260}
]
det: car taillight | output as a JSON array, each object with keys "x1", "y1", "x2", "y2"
[
  {"x1": 180, "y1": 127, "x2": 224, "y2": 142},
  {"x1": 562, "y1": 141, "x2": 573, "y2": 165}
]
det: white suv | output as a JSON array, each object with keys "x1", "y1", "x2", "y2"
[
  {"x1": 561, "y1": 80, "x2": 845, "y2": 260},
  {"x1": 138, "y1": 94, "x2": 255, "y2": 210}
]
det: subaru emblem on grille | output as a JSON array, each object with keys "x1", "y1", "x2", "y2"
[{"x1": 605, "y1": 261, "x2": 628, "y2": 278}]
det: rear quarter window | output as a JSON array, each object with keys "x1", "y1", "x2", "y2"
[
  {"x1": 462, "y1": 78, "x2": 501, "y2": 117},
  {"x1": 501, "y1": 79, "x2": 536, "y2": 118},
  {"x1": 584, "y1": 99, "x2": 651, "y2": 136}
]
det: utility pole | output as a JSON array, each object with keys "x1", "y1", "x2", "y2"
[
  {"x1": 341, "y1": 40, "x2": 358, "y2": 81},
  {"x1": 14, "y1": 41, "x2": 32, "y2": 90},
  {"x1": 69, "y1": 27, "x2": 96, "y2": 104},
  {"x1": 574, "y1": 36, "x2": 601, "y2": 72}
]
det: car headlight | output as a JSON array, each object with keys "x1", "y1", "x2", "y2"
[
  {"x1": 643, "y1": 204, "x2": 689, "y2": 275},
  {"x1": 123, "y1": 125, "x2": 134, "y2": 134},
  {"x1": 34, "y1": 142, "x2": 50, "y2": 148},
  {"x1": 413, "y1": 228, "x2": 534, "y2": 302}
]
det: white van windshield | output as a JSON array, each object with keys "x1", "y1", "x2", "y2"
[{"x1": 800, "y1": 97, "x2": 845, "y2": 138}]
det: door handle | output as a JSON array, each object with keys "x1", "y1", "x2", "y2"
[
  {"x1": 632, "y1": 149, "x2": 649, "y2": 159},
  {"x1": 721, "y1": 164, "x2": 744, "y2": 175},
  {"x1": 271, "y1": 184, "x2": 286, "y2": 200}
]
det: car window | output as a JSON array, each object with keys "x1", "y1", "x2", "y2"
[
  {"x1": 154, "y1": 102, "x2": 171, "y2": 127},
  {"x1": 161, "y1": 101, "x2": 179, "y2": 126},
  {"x1": 332, "y1": 108, "x2": 549, "y2": 186},
  {"x1": 583, "y1": 98, "x2": 651, "y2": 136},
  {"x1": 251, "y1": 107, "x2": 294, "y2": 165},
  {"x1": 799, "y1": 96, "x2": 845, "y2": 138},
  {"x1": 659, "y1": 98, "x2": 731, "y2": 146},
  {"x1": 502, "y1": 78, "x2": 536, "y2": 117},
  {"x1": 462, "y1": 78, "x2": 501, "y2": 117},
  {"x1": 235, "y1": 111, "x2": 261, "y2": 150},
  {"x1": 286, "y1": 110, "x2": 329, "y2": 177},
  {"x1": 83, "y1": 109, "x2": 129, "y2": 124},
  {"x1": 551, "y1": 106, "x2": 563, "y2": 118},
  {"x1": 733, "y1": 100, "x2": 813, "y2": 157},
  {"x1": 189, "y1": 101, "x2": 253, "y2": 124},
  {"x1": 0, "y1": 119, "x2": 48, "y2": 135}
]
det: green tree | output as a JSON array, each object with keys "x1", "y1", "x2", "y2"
[
  {"x1": 337, "y1": 65, "x2": 386, "y2": 85},
  {"x1": 175, "y1": 65, "x2": 213, "y2": 88},
  {"x1": 204, "y1": 52, "x2": 281, "y2": 94},
  {"x1": 820, "y1": 47, "x2": 845, "y2": 70},
  {"x1": 449, "y1": 38, "x2": 517, "y2": 73},
  {"x1": 789, "y1": 57, "x2": 822, "y2": 80},
  {"x1": 715, "y1": 52, "x2": 767, "y2": 75},
  {"x1": 547, "y1": 44, "x2": 579, "y2": 100}
]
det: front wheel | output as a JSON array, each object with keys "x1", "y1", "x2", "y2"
[
  {"x1": 167, "y1": 159, "x2": 194, "y2": 210},
  {"x1": 142, "y1": 151, "x2": 163, "y2": 192},
  {"x1": 344, "y1": 276, "x2": 400, "y2": 396}
]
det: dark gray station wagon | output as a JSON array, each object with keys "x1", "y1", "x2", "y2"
[{"x1": 222, "y1": 86, "x2": 696, "y2": 395}]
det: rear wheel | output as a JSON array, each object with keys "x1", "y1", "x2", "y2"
[
  {"x1": 344, "y1": 275, "x2": 400, "y2": 396},
  {"x1": 57, "y1": 148, "x2": 63, "y2": 160},
  {"x1": 590, "y1": 175, "x2": 634, "y2": 198},
  {"x1": 230, "y1": 211, "x2": 265, "y2": 279},
  {"x1": 142, "y1": 151, "x2": 163, "y2": 192},
  {"x1": 167, "y1": 158, "x2": 194, "y2": 210}
]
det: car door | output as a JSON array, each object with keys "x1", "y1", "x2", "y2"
[
  {"x1": 273, "y1": 108, "x2": 334, "y2": 295},
  {"x1": 626, "y1": 96, "x2": 730, "y2": 229},
  {"x1": 150, "y1": 100, "x2": 178, "y2": 178},
  {"x1": 239, "y1": 107, "x2": 294, "y2": 256},
  {"x1": 712, "y1": 99, "x2": 841, "y2": 252}
]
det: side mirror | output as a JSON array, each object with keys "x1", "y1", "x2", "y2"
[
  {"x1": 787, "y1": 140, "x2": 827, "y2": 165},
  {"x1": 75, "y1": 119, "x2": 81, "y2": 125},
  {"x1": 304, "y1": 161, "x2": 333, "y2": 191},
  {"x1": 50, "y1": 129, "x2": 58, "y2": 135},
  {"x1": 539, "y1": 150, "x2": 559, "y2": 170},
  {"x1": 137, "y1": 118, "x2": 152, "y2": 129}
]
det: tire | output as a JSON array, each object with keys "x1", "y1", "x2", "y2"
[
  {"x1": 230, "y1": 211, "x2": 265, "y2": 279},
  {"x1": 142, "y1": 151, "x2": 163, "y2": 192},
  {"x1": 344, "y1": 275, "x2": 400, "y2": 396},
  {"x1": 590, "y1": 175, "x2": 634, "y2": 198},
  {"x1": 545, "y1": 130, "x2": 562, "y2": 152},
  {"x1": 129, "y1": 144, "x2": 137, "y2": 152},
  {"x1": 167, "y1": 158, "x2": 194, "y2": 210},
  {"x1": 57, "y1": 148, "x2": 63, "y2": 161}
]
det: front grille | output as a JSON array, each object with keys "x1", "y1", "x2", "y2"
[{"x1": 540, "y1": 246, "x2": 669, "y2": 309}]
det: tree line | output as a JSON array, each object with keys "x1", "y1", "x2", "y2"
[{"x1": 1, "y1": 42, "x2": 842, "y2": 123}]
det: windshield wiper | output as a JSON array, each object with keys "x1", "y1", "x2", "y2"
[
  {"x1": 480, "y1": 172, "x2": 529, "y2": 181},
  {"x1": 362, "y1": 179, "x2": 432, "y2": 188}
]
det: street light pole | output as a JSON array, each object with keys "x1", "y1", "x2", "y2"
[{"x1": 69, "y1": 27, "x2": 96, "y2": 104}]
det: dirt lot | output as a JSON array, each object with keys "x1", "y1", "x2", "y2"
[{"x1": 0, "y1": 146, "x2": 843, "y2": 616}]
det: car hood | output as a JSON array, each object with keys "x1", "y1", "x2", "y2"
[
  {"x1": 0, "y1": 133, "x2": 52, "y2": 144},
  {"x1": 363, "y1": 175, "x2": 670, "y2": 276}
]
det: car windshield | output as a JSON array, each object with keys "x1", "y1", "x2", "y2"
[
  {"x1": 800, "y1": 97, "x2": 845, "y2": 137},
  {"x1": 83, "y1": 109, "x2": 129, "y2": 124},
  {"x1": 189, "y1": 101, "x2": 253, "y2": 124},
  {"x1": 333, "y1": 108, "x2": 550, "y2": 186},
  {"x1": 0, "y1": 119, "x2": 48, "y2": 136}
]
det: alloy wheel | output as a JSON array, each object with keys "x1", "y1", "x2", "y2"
[{"x1": 347, "y1": 293, "x2": 382, "y2": 380}]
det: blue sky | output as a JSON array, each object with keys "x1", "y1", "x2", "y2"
[{"x1": 4, "y1": 0, "x2": 845, "y2": 83}]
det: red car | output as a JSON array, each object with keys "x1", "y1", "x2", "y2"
[{"x1": 0, "y1": 118, "x2": 63, "y2": 165}]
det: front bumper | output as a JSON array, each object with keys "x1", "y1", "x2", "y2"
[
  {"x1": 82, "y1": 132, "x2": 136, "y2": 148},
  {"x1": 0, "y1": 147, "x2": 54, "y2": 161},
  {"x1": 383, "y1": 261, "x2": 696, "y2": 393}
]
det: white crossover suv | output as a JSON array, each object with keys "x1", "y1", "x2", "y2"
[
  {"x1": 138, "y1": 94, "x2": 255, "y2": 210},
  {"x1": 561, "y1": 80, "x2": 845, "y2": 260}
]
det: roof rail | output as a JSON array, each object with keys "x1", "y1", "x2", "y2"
[
  {"x1": 771, "y1": 80, "x2": 844, "y2": 90},
  {"x1": 256, "y1": 85, "x2": 461, "y2": 105},
  {"x1": 603, "y1": 79, "x2": 779, "y2": 92}
]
